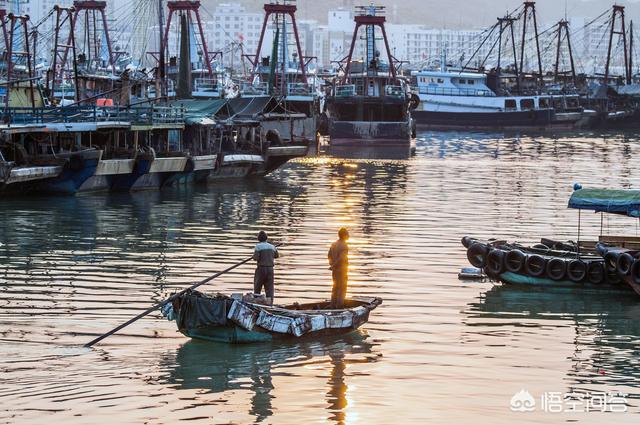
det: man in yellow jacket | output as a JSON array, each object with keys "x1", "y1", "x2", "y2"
[{"x1": 328, "y1": 227, "x2": 349, "y2": 308}]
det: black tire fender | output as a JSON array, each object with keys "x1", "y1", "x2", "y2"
[
  {"x1": 630, "y1": 259, "x2": 640, "y2": 286},
  {"x1": 586, "y1": 261, "x2": 605, "y2": 285},
  {"x1": 617, "y1": 253, "x2": 635, "y2": 276},
  {"x1": 567, "y1": 260, "x2": 587, "y2": 282},
  {"x1": 461, "y1": 236, "x2": 476, "y2": 248},
  {"x1": 603, "y1": 251, "x2": 620, "y2": 273},
  {"x1": 525, "y1": 254, "x2": 546, "y2": 277},
  {"x1": 545, "y1": 258, "x2": 567, "y2": 281},
  {"x1": 505, "y1": 249, "x2": 526, "y2": 273},
  {"x1": 467, "y1": 243, "x2": 490, "y2": 268},
  {"x1": 486, "y1": 249, "x2": 506, "y2": 276}
]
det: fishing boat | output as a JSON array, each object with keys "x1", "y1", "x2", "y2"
[
  {"x1": 165, "y1": 290, "x2": 382, "y2": 344},
  {"x1": 411, "y1": 67, "x2": 596, "y2": 130},
  {"x1": 460, "y1": 186, "x2": 640, "y2": 293},
  {"x1": 324, "y1": 5, "x2": 414, "y2": 148},
  {"x1": 567, "y1": 188, "x2": 640, "y2": 297}
]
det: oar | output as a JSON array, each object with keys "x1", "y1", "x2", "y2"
[{"x1": 84, "y1": 243, "x2": 282, "y2": 348}]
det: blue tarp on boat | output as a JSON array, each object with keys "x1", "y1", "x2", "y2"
[{"x1": 568, "y1": 188, "x2": 640, "y2": 217}]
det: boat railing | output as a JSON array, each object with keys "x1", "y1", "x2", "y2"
[
  {"x1": 419, "y1": 86, "x2": 493, "y2": 97},
  {"x1": 286, "y1": 82, "x2": 312, "y2": 96},
  {"x1": 240, "y1": 82, "x2": 269, "y2": 95},
  {"x1": 194, "y1": 77, "x2": 220, "y2": 93},
  {"x1": 334, "y1": 85, "x2": 356, "y2": 97},
  {"x1": 385, "y1": 85, "x2": 405, "y2": 98},
  {"x1": 1, "y1": 105, "x2": 186, "y2": 126}
]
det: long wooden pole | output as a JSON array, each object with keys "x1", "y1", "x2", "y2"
[{"x1": 85, "y1": 254, "x2": 253, "y2": 347}]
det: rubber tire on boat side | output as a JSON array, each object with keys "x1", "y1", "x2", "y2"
[
  {"x1": 630, "y1": 259, "x2": 640, "y2": 286},
  {"x1": 467, "y1": 243, "x2": 490, "y2": 268},
  {"x1": 485, "y1": 249, "x2": 506, "y2": 276},
  {"x1": 545, "y1": 258, "x2": 567, "y2": 281},
  {"x1": 604, "y1": 251, "x2": 620, "y2": 273},
  {"x1": 525, "y1": 254, "x2": 547, "y2": 277},
  {"x1": 461, "y1": 236, "x2": 475, "y2": 249},
  {"x1": 505, "y1": 249, "x2": 526, "y2": 273},
  {"x1": 567, "y1": 260, "x2": 587, "y2": 282},
  {"x1": 617, "y1": 253, "x2": 635, "y2": 276},
  {"x1": 586, "y1": 261, "x2": 605, "y2": 285},
  {"x1": 606, "y1": 269, "x2": 622, "y2": 285}
]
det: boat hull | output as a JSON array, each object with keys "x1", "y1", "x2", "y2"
[
  {"x1": 329, "y1": 121, "x2": 412, "y2": 147},
  {"x1": 36, "y1": 150, "x2": 102, "y2": 195},
  {"x1": 412, "y1": 109, "x2": 555, "y2": 130},
  {"x1": 497, "y1": 271, "x2": 629, "y2": 292},
  {"x1": 183, "y1": 322, "x2": 361, "y2": 344},
  {"x1": 171, "y1": 292, "x2": 382, "y2": 345}
]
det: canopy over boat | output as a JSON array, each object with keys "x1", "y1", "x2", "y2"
[{"x1": 568, "y1": 188, "x2": 640, "y2": 217}]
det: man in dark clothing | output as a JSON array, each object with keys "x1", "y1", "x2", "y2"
[
  {"x1": 328, "y1": 227, "x2": 349, "y2": 308},
  {"x1": 253, "y1": 231, "x2": 279, "y2": 304}
]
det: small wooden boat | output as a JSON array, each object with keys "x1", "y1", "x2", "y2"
[{"x1": 165, "y1": 290, "x2": 382, "y2": 344}]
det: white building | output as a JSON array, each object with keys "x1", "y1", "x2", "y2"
[{"x1": 205, "y1": 2, "x2": 263, "y2": 71}]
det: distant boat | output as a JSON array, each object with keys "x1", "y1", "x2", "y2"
[
  {"x1": 325, "y1": 6, "x2": 414, "y2": 148},
  {"x1": 166, "y1": 290, "x2": 382, "y2": 344},
  {"x1": 411, "y1": 68, "x2": 596, "y2": 130}
]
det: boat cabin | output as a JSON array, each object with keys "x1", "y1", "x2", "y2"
[{"x1": 414, "y1": 70, "x2": 495, "y2": 97}]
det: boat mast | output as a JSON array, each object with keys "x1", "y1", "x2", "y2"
[
  {"x1": 519, "y1": 2, "x2": 543, "y2": 87},
  {"x1": 496, "y1": 16, "x2": 518, "y2": 91},
  {"x1": 245, "y1": 1, "x2": 308, "y2": 95},
  {"x1": 604, "y1": 5, "x2": 628, "y2": 86},
  {"x1": 341, "y1": 5, "x2": 396, "y2": 85},
  {"x1": 629, "y1": 20, "x2": 634, "y2": 84},
  {"x1": 554, "y1": 19, "x2": 576, "y2": 86},
  {"x1": 158, "y1": 0, "x2": 166, "y2": 97}
]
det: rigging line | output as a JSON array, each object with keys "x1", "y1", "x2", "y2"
[{"x1": 462, "y1": 22, "x2": 499, "y2": 70}]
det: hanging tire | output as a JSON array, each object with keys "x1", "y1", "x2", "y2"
[
  {"x1": 461, "y1": 236, "x2": 475, "y2": 248},
  {"x1": 567, "y1": 260, "x2": 587, "y2": 282},
  {"x1": 525, "y1": 254, "x2": 546, "y2": 277},
  {"x1": 606, "y1": 269, "x2": 622, "y2": 285},
  {"x1": 505, "y1": 249, "x2": 526, "y2": 273},
  {"x1": 603, "y1": 251, "x2": 620, "y2": 273},
  {"x1": 486, "y1": 249, "x2": 506, "y2": 276},
  {"x1": 467, "y1": 243, "x2": 490, "y2": 268},
  {"x1": 630, "y1": 259, "x2": 640, "y2": 286},
  {"x1": 586, "y1": 261, "x2": 605, "y2": 285},
  {"x1": 617, "y1": 253, "x2": 634, "y2": 276},
  {"x1": 545, "y1": 258, "x2": 567, "y2": 281}
]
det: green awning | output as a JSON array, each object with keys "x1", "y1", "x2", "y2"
[
  {"x1": 169, "y1": 99, "x2": 229, "y2": 125},
  {"x1": 568, "y1": 188, "x2": 640, "y2": 217}
]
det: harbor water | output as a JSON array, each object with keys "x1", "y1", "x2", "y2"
[{"x1": 1, "y1": 130, "x2": 640, "y2": 424}]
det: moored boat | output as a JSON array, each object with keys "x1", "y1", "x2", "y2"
[
  {"x1": 461, "y1": 187, "x2": 640, "y2": 295},
  {"x1": 325, "y1": 5, "x2": 414, "y2": 148},
  {"x1": 568, "y1": 187, "x2": 640, "y2": 297},
  {"x1": 166, "y1": 290, "x2": 382, "y2": 344},
  {"x1": 461, "y1": 236, "x2": 627, "y2": 291}
]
